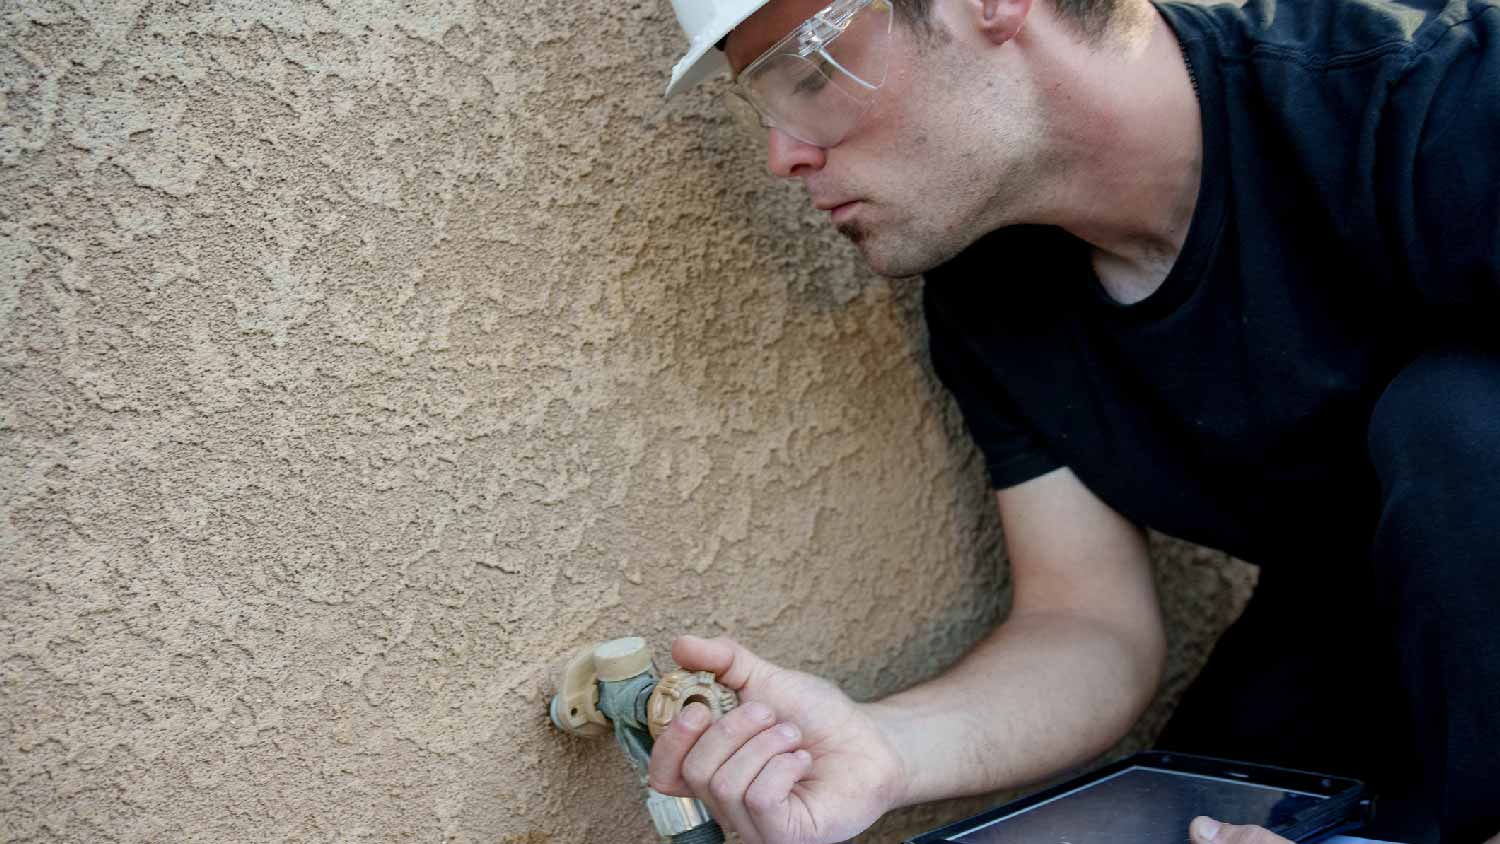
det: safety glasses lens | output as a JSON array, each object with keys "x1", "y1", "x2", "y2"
[
  {"x1": 722, "y1": 91, "x2": 769, "y2": 139},
  {"x1": 747, "y1": 54, "x2": 870, "y2": 146},
  {"x1": 735, "y1": 0, "x2": 892, "y2": 147}
]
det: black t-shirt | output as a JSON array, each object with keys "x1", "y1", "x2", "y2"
[{"x1": 923, "y1": 0, "x2": 1499, "y2": 566}]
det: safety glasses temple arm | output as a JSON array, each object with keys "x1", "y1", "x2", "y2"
[{"x1": 817, "y1": 47, "x2": 879, "y2": 90}]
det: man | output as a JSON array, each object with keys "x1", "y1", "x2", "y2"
[{"x1": 645, "y1": 0, "x2": 1500, "y2": 842}]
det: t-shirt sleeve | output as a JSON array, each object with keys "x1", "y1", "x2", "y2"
[
  {"x1": 923, "y1": 283, "x2": 1062, "y2": 490},
  {"x1": 1381, "y1": 1, "x2": 1500, "y2": 305}
]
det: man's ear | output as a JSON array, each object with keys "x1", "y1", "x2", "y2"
[{"x1": 970, "y1": 0, "x2": 1031, "y2": 44}]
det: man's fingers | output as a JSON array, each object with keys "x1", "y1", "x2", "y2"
[
  {"x1": 680, "y1": 701, "x2": 779, "y2": 791},
  {"x1": 707, "y1": 721, "x2": 804, "y2": 810},
  {"x1": 1190, "y1": 817, "x2": 1222, "y2": 843},
  {"x1": 661, "y1": 701, "x2": 784, "y2": 844},
  {"x1": 646, "y1": 702, "x2": 713, "y2": 796},
  {"x1": 745, "y1": 749, "x2": 814, "y2": 832},
  {"x1": 1190, "y1": 817, "x2": 1293, "y2": 844},
  {"x1": 671, "y1": 635, "x2": 770, "y2": 692},
  {"x1": 698, "y1": 720, "x2": 803, "y2": 844}
]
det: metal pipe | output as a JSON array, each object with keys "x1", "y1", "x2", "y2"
[{"x1": 670, "y1": 820, "x2": 726, "y2": 844}]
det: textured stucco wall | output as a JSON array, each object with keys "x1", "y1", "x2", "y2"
[{"x1": 1, "y1": 2, "x2": 1254, "y2": 841}]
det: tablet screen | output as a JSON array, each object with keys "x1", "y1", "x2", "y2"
[{"x1": 946, "y1": 766, "x2": 1325, "y2": 842}]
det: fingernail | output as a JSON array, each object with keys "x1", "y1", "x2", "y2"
[
  {"x1": 776, "y1": 723, "x2": 799, "y2": 739},
  {"x1": 678, "y1": 706, "x2": 706, "y2": 729},
  {"x1": 743, "y1": 702, "x2": 772, "y2": 722},
  {"x1": 1192, "y1": 817, "x2": 1221, "y2": 841}
]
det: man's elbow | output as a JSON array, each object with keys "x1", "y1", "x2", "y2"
[{"x1": 1099, "y1": 613, "x2": 1168, "y2": 735}]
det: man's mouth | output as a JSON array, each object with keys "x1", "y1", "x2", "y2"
[{"x1": 826, "y1": 201, "x2": 861, "y2": 224}]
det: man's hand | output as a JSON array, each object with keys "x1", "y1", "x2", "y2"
[
  {"x1": 1189, "y1": 816, "x2": 1293, "y2": 844},
  {"x1": 647, "y1": 636, "x2": 904, "y2": 844}
]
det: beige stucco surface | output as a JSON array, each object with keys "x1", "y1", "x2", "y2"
[{"x1": 1, "y1": 2, "x2": 1255, "y2": 841}]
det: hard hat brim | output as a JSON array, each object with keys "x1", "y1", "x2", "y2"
[{"x1": 664, "y1": 3, "x2": 767, "y2": 98}]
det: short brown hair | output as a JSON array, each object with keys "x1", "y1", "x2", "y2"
[
  {"x1": 1050, "y1": 0, "x2": 1125, "y2": 40},
  {"x1": 897, "y1": 0, "x2": 1125, "y2": 42}
]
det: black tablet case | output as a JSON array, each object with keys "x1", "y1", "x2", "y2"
[{"x1": 905, "y1": 751, "x2": 1372, "y2": 844}]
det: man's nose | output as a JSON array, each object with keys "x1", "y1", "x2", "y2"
[{"x1": 766, "y1": 127, "x2": 826, "y2": 177}]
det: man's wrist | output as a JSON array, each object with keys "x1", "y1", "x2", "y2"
[{"x1": 858, "y1": 698, "x2": 919, "y2": 812}]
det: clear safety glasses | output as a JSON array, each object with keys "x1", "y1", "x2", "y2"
[{"x1": 724, "y1": 0, "x2": 894, "y2": 148}]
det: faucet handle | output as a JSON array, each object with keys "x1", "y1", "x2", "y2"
[
  {"x1": 647, "y1": 670, "x2": 740, "y2": 739},
  {"x1": 593, "y1": 636, "x2": 655, "y2": 682}
]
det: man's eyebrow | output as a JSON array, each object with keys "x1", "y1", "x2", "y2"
[{"x1": 792, "y1": 70, "x2": 824, "y2": 93}]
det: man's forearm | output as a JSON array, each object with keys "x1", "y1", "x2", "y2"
[{"x1": 862, "y1": 607, "x2": 1164, "y2": 808}]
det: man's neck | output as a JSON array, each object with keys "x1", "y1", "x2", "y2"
[{"x1": 1033, "y1": 8, "x2": 1205, "y2": 305}]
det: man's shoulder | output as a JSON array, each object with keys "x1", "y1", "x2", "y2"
[{"x1": 1158, "y1": 0, "x2": 1494, "y2": 68}]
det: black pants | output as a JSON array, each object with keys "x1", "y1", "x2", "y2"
[{"x1": 1156, "y1": 343, "x2": 1500, "y2": 844}]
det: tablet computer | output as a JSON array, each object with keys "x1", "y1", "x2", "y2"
[{"x1": 905, "y1": 751, "x2": 1372, "y2": 844}]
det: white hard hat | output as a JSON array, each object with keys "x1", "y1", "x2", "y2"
[{"x1": 664, "y1": 0, "x2": 772, "y2": 97}]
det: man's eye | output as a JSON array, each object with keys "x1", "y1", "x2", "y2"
[{"x1": 793, "y1": 64, "x2": 831, "y2": 95}]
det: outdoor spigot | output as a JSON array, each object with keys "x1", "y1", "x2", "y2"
[{"x1": 549, "y1": 636, "x2": 739, "y2": 843}]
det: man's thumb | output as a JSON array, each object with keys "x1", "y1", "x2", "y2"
[
  {"x1": 670, "y1": 635, "x2": 768, "y2": 691},
  {"x1": 1191, "y1": 816, "x2": 1289, "y2": 844}
]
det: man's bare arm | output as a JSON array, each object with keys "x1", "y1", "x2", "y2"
[
  {"x1": 645, "y1": 466, "x2": 1164, "y2": 844},
  {"x1": 866, "y1": 466, "x2": 1165, "y2": 807}
]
